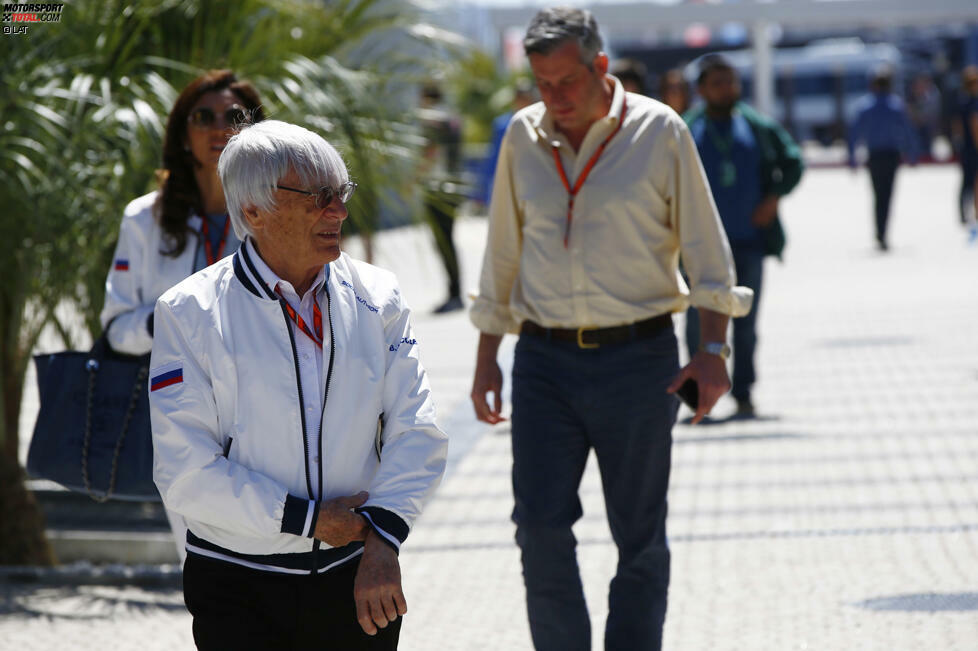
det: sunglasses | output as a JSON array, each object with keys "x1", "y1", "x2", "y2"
[
  {"x1": 276, "y1": 181, "x2": 358, "y2": 209},
  {"x1": 187, "y1": 105, "x2": 250, "y2": 129}
]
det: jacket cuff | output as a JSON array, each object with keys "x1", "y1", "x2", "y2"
[
  {"x1": 355, "y1": 506, "x2": 409, "y2": 554},
  {"x1": 281, "y1": 494, "x2": 318, "y2": 538}
]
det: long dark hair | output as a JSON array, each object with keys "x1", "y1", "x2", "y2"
[{"x1": 157, "y1": 70, "x2": 264, "y2": 257}]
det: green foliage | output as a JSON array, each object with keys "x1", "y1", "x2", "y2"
[
  {"x1": 1, "y1": 0, "x2": 443, "y2": 409},
  {"x1": 445, "y1": 50, "x2": 531, "y2": 144},
  {"x1": 261, "y1": 54, "x2": 422, "y2": 236},
  {"x1": 0, "y1": 0, "x2": 470, "y2": 564}
]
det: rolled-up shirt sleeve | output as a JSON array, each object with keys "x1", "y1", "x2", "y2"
[
  {"x1": 470, "y1": 131, "x2": 523, "y2": 335},
  {"x1": 670, "y1": 119, "x2": 754, "y2": 318}
]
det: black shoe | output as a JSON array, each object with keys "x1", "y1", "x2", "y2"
[
  {"x1": 733, "y1": 398, "x2": 755, "y2": 419},
  {"x1": 433, "y1": 296, "x2": 463, "y2": 314},
  {"x1": 876, "y1": 238, "x2": 889, "y2": 252}
]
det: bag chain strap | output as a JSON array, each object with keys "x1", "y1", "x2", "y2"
[{"x1": 80, "y1": 359, "x2": 149, "y2": 503}]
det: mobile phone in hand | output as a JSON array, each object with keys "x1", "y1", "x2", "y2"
[{"x1": 676, "y1": 378, "x2": 698, "y2": 410}]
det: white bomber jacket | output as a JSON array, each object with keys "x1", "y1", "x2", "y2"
[{"x1": 148, "y1": 242, "x2": 448, "y2": 574}]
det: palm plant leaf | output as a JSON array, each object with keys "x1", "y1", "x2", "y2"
[{"x1": 1, "y1": 0, "x2": 469, "y2": 461}]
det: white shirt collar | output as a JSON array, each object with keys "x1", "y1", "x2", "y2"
[
  {"x1": 533, "y1": 74, "x2": 626, "y2": 143},
  {"x1": 245, "y1": 237, "x2": 327, "y2": 301}
]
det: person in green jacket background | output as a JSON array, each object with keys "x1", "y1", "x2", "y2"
[{"x1": 684, "y1": 54, "x2": 804, "y2": 418}]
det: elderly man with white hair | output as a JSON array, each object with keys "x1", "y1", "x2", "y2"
[{"x1": 148, "y1": 119, "x2": 447, "y2": 650}]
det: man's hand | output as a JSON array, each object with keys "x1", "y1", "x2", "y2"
[
  {"x1": 751, "y1": 195, "x2": 779, "y2": 227},
  {"x1": 471, "y1": 333, "x2": 506, "y2": 424},
  {"x1": 313, "y1": 491, "x2": 370, "y2": 547},
  {"x1": 354, "y1": 530, "x2": 407, "y2": 636},
  {"x1": 667, "y1": 352, "x2": 731, "y2": 424}
]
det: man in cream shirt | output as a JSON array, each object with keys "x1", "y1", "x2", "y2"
[{"x1": 469, "y1": 8, "x2": 752, "y2": 651}]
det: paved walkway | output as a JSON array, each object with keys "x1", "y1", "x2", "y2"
[{"x1": 3, "y1": 165, "x2": 977, "y2": 649}]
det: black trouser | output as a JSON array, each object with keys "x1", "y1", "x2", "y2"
[
  {"x1": 960, "y1": 159, "x2": 977, "y2": 223},
  {"x1": 867, "y1": 150, "x2": 901, "y2": 244},
  {"x1": 426, "y1": 197, "x2": 460, "y2": 300},
  {"x1": 183, "y1": 553, "x2": 401, "y2": 650}
]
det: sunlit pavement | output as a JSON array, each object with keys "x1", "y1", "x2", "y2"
[{"x1": 4, "y1": 164, "x2": 977, "y2": 650}]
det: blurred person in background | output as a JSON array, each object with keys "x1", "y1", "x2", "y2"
[
  {"x1": 847, "y1": 67, "x2": 918, "y2": 251},
  {"x1": 610, "y1": 57, "x2": 648, "y2": 95},
  {"x1": 684, "y1": 54, "x2": 804, "y2": 418},
  {"x1": 470, "y1": 8, "x2": 752, "y2": 650},
  {"x1": 954, "y1": 65, "x2": 978, "y2": 229},
  {"x1": 906, "y1": 73, "x2": 941, "y2": 159},
  {"x1": 100, "y1": 70, "x2": 264, "y2": 563},
  {"x1": 478, "y1": 78, "x2": 536, "y2": 208},
  {"x1": 659, "y1": 68, "x2": 691, "y2": 116},
  {"x1": 418, "y1": 81, "x2": 466, "y2": 314}
]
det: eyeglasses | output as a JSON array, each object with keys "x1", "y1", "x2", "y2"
[
  {"x1": 188, "y1": 105, "x2": 250, "y2": 130},
  {"x1": 276, "y1": 181, "x2": 358, "y2": 209}
]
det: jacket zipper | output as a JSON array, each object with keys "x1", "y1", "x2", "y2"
[
  {"x1": 319, "y1": 284, "x2": 335, "y2": 496},
  {"x1": 311, "y1": 279, "x2": 337, "y2": 573},
  {"x1": 279, "y1": 299, "x2": 323, "y2": 575},
  {"x1": 240, "y1": 244, "x2": 324, "y2": 574},
  {"x1": 279, "y1": 301, "x2": 315, "y2": 502}
]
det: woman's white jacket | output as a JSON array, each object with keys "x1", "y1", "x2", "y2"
[
  {"x1": 148, "y1": 243, "x2": 448, "y2": 574},
  {"x1": 101, "y1": 191, "x2": 242, "y2": 355}
]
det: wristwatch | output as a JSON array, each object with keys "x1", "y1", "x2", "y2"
[{"x1": 699, "y1": 341, "x2": 731, "y2": 360}]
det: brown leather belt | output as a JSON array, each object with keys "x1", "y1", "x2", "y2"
[{"x1": 520, "y1": 314, "x2": 673, "y2": 349}]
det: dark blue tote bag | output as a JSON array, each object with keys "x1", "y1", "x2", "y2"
[{"x1": 27, "y1": 335, "x2": 160, "y2": 501}]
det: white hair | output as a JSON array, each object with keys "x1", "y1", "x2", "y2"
[{"x1": 218, "y1": 120, "x2": 349, "y2": 239}]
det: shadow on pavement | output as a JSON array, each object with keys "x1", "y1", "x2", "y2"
[
  {"x1": 677, "y1": 413, "x2": 783, "y2": 427},
  {"x1": 814, "y1": 335, "x2": 916, "y2": 348},
  {"x1": 854, "y1": 592, "x2": 978, "y2": 612},
  {"x1": 406, "y1": 523, "x2": 978, "y2": 554},
  {"x1": 0, "y1": 584, "x2": 185, "y2": 620},
  {"x1": 675, "y1": 431, "x2": 805, "y2": 445}
]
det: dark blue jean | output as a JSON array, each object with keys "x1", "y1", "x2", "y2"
[
  {"x1": 686, "y1": 247, "x2": 765, "y2": 403},
  {"x1": 867, "y1": 149, "x2": 901, "y2": 243},
  {"x1": 511, "y1": 330, "x2": 680, "y2": 651}
]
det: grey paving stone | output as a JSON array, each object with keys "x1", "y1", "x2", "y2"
[{"x1": 6, "y1": 165, "x2": 977, "y2": 649}]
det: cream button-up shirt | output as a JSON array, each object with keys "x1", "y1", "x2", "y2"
[{"x1": 470, "y1": 77, "x2": 754, "y2": 336}]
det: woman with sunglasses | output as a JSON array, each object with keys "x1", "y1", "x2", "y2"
[
  {"x1": 102, "y1": 70, "x2": 263, "y2": 357},
  {"x1": 100, "y1": 70, "x2": 264, "y2": 563}
]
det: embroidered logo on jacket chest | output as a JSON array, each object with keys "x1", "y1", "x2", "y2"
[{"x1": 339, "y1": 279, "x2": 380, "y2": 313}]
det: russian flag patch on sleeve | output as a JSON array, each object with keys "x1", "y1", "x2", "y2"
[
  {"x1": 150, "y1": 365, "x2": 184, "y2": 392},
  {"x1": 114, "y1": 259, "x2": 130, "y2": 271}
]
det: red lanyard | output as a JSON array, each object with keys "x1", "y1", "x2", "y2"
[
  {"x1": 276, "y1": 286, "x2": 323, "y2": 349},
  {"x1": 550, "y1": 98, "x2": 627, "y2": 248},
  {"x1": 200, "y1": 216, "x2": 231, "y2": 266}
]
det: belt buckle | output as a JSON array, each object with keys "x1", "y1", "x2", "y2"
[{"x1": 576, "y1": 326, "x2": 599, "y2": 349}]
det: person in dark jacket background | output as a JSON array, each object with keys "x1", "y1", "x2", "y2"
[
  {"x1": 684, "y1": 54, "x2": 804, "y2": 418},
  {"x1": 847, "y1": 67, "x2": 918, "y2": 251},
  {"x1": 955, "y1": 65, "x2": 978, "y2": 229},
  {"x1": 418, "y1": 82, "x2": 466, "y2": 314}
]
